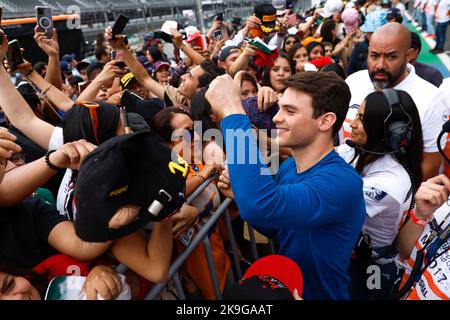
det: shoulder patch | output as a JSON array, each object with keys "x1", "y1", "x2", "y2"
[{"x1": 364, "y1": 187, "x2": 387, "y2": 201}]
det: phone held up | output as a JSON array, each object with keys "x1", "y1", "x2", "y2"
[
  {"x1": 36, "y1": 6, "x2": 53, "y2": 39},
  {"x1": 6, "y1": 39, "x2": 24, "y2": 71},
  {"x1": 110, "y1": 50, "x2": 126, "y2": 69},
  {"x1": 111, "y1": 14, "x2": 129, "y2": 40}
]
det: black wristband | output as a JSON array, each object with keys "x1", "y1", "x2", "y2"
[{"x1": 45, "y1": 150, "x2": 64, "y2": 171}]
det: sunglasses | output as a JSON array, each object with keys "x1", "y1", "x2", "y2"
[
  {"x1": 76, "y1": 101, "x2": 100, "y2": 145},
  {"x1": 285, "y1": 40, "x2": 298, "y2": 45}
]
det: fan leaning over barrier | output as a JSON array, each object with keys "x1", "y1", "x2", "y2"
[{"x1": 73, "y1": 130, "x2": 188, "y2": 242}]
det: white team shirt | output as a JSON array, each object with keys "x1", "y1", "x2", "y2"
[
  {"x1": 337, "y1": 144, "x2": 412, "y2": 248},
  {"x1": 49, "y1": 127, "x2": 75, "y2": 220},
  {"x1": 401, "y1": 201, "x2": 450, "y2": 300},
  {"x1": 343, "y1": 64, "x2": 448, "y2": 153}
]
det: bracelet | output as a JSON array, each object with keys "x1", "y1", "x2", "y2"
[
  {"x1": 25, "y1": 68, "x2": 34, "y2": 77},
  {"x1": 180, "y1": 43, "x2": 186, "y2": 50},
  {"x1": 411, "y1": 210, "x2": 431, "y2": 226},
  {"x1": 45, "y1": 150, "x2": 64, "y2": 171},
  {"x1": 41, "y1": 84, "x2": 52, "y2": 96},
  {"x1": 192, "y1": 174, "x2": 206, "y2": 182}
]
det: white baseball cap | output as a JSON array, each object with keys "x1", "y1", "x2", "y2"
[{"x1": 319, "y1": 0, "x2": 344, "y2": 18}]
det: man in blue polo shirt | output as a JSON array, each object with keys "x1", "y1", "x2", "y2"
[{"x1": 206, "y1": 72, "x2": 365, "y2": 299}]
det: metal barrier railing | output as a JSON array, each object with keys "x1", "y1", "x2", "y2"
[{"x1": 120, "y1": 174, "x2": 276, "y2": 300}]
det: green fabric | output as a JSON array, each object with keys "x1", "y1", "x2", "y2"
[{"x1": 35, "y1": 188, "x2": 56, "y2": 207}]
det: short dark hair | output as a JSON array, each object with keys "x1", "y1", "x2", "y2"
[
  {"x1": 95, "y1": 48, "x2": 108, "y2": 61},
  {"x1": 198, "y1": 60, "x2": 224, "y2": 88},
  {"x1": 410, "y1": 31, "x2": 421, "y2": 53},
  {"x1": 86, "y1": 62, "x2": 105, "y2": 81},
  {"x1": 33, "y1": 61, "x2": 47, "y2": 75},
  {"x1": 283, "y1": 71, "x2": 351, "y2": 136}
]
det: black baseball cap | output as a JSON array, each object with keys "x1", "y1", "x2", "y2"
[
  {"x1": 73, "y1": 130, "x2": 188, "y2": 242},
  {"x1": 219, "y1": 46, "x2": 242, "y2": 62},
  {"x1": 253, "y1": 3, "x2": 279, "y2": 34}
]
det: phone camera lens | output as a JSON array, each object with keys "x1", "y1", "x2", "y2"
[{"x1": 39, "y1": 17, "x2": 51, "y2": 28}]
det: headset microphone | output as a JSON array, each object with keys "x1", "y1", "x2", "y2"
[
  {"x1": 345, "y1": 140, "x2": 399, "y2": 155},
  {"x1": 437, "y1": 119, "x2": 450, "y2": 164}
]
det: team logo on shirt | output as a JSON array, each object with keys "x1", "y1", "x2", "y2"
[
  {"x1": 349, "y1": 104, "x2": 360, "y2": 110},
  {"x1": 364, "y1": 187, "x2": 387, "y2": 201}
]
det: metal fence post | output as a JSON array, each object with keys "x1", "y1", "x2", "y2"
[
  {"x1": 224, "y1": 209, "x2": 243, "y2": 280},
  {"x1": 247, "y1": 223, "x2": 259, "y2": 261},
  {"x1": 201, "y1": 236, "x2": 223, "y2": 300}
]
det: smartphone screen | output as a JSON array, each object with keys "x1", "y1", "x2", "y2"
[
  {"x1": 112, "y1": 15, "x2": 129, "y2": 39},
  {"x1": 36, "y1": 6, "x2": 53, "y2": 39},
  {"x1": 214, "y1": 29, "x2": 222, "y2": 41},
  {"x1": 6, "y1": 39, "x2": 24, "y2": 70}
]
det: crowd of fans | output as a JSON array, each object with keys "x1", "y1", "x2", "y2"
[{"x1": 0, "y1": 0, "x2": 449, "y2": 300}]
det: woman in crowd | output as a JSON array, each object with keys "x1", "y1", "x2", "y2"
[
  {"x1": 152, "y1": 61, "x2": 171, "y2": 85},
  {"x1": 151, "y1": 107, "x2": 230, "y2": 300},
  {"x1": 306, "y1": 41, "x2": 325, "y2": 61},
  {"x1": 282, "y1": 34, "x2": 301, "y2": 54},
  {"x1": 337, "y1": 89, "x2": 423, "y2": 300},
  {"x1": 288, "y1": 43, "x2": 311, "y2": 73}
]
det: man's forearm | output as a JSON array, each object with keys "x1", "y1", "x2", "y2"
[
  {"x1": 179, "y1": 43, "x2": 205, "y2": 66},
  {"x1": 45, "y1": 55, "x2": 63, "y2": 90},
  {"x1": 122, "y1": 48, "x2": 165, "y2": 100},
  {"x1": 0, "y1": 157, "x2": 57, "y2": 207},
  {"x1": 77, "y1": 78, "x2": 104, "y2": 102},
  {"x1": 27, "y1": 70, "x2": 74, "y2": 112}
]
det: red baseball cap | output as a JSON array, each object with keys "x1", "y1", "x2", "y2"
[{"x1": 243, "y1": 254, "x2": 303, "y2": 296}]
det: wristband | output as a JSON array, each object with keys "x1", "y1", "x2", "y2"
[
  {"x1": 411, "y1": 210, "x2": 431, "y2": 226},
  {"x1": 25, "y1": 68, "x2": 34, "y2": 77},
  {"x1": 45, "y1": 150, "x2": 64, "y2": 171}
]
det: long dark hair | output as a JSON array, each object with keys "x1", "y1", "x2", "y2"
[
  {"x1": 320, "y1": 19, "x2": 338, "y2": 45},
  {"x1": 351, "y1": 90, "x2": 423, "y2": 191},
  {"x1": 288, "y1": 43, "x2": 306, "y2": 72},
  {"x1": 282, "y1": 34, "x2": 301, "y2": 53},
  {"x1": 261, "y1": 53, "x2": 292, "y2": 90}
]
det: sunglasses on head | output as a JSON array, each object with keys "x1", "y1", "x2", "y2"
[{"x1": 75, "y1": 101, "x2": 100, "y2": 145}]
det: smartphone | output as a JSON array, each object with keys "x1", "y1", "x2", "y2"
[
  {"x1": 213, "y1": 28, "x2": 222, "y2": 41},
  {"x1": 6, "y1": 39, "x2": 24, "y2": 70},
  {"x1": 110, "y1": 49, "x2": 126, "y2": 68},
  {"x1": 36, "y1": 6, "x2": 53, "y2": 39},
  {"x1": 216, "y1": 12, "x2": 223, "y2": 22},
  {"x1": 111, "y1": 14, "x2": 129, "y2": 40}
]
